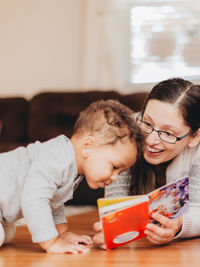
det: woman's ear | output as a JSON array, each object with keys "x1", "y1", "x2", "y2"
[
  {"x1": 81, "y1": 136, "x2": 96, "y2": 158},
  {"x1": 188, "y1": 129, "x2": 200, "y2": 148}
]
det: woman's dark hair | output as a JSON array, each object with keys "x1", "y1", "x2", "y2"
[
  {"x1": 130, "y1": 78, "x2": 200, "y2": 194},
  {"x1": 142, "y1": 77, "x2": 200, "y2": 131}
]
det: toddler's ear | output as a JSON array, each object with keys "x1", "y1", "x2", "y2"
[
  {"x1": 81, "y1": 136, "x2": 96, "y2": 158},
  {"x1": 188, "y1": 129, "x2": 200, "y2": 148}
]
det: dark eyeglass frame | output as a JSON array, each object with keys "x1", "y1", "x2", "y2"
[{"x1": 136, "y1": 116, "x2": 191, "y2": 144}]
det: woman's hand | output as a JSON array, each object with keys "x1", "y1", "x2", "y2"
[
  {"x1": 92, "y1": 214, "x2": 183, "y2": 248},
  {"x1": 144, "y1": 212, "x2": 183, "y2": 245},
  {"x1": 92, "y1": 221, "x2": 107, "y2": 249}
]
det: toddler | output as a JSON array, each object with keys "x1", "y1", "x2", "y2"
[{"x1": 0, "y1": 99, "x2": 143, "y2": 254}]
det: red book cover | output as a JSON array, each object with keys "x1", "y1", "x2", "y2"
[
  {"x1": 98, "y1": 177, "x2": 189, "y2": 249},
  {"x1": 102, "y1": 200, "x2": 150, "y2": 249}
]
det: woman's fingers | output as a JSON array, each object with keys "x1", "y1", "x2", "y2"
[
  {"x1": 93, "y1": 221, "x2": 103, "y2": 232},
  {"x1": 93, "y1": 232, "x2": 105, "y2": 245},
  {"x1": 93, "y1": 221, "x2": 107, "y2": 249},
  {"x1": 144, "y1": 212, "x2": 183, "y2": 244}
]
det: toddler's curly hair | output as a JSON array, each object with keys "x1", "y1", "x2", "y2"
[{"x1": 73, "y1": 99, "x2": 143, "y2": 154}]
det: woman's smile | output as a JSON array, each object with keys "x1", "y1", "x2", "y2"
[{"x1": 146, "y1": 146, "x2": 165, "y2": 154}]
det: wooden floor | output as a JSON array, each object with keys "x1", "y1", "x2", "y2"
[{"x1": 1, "y1": 209, "x2": 200, "y2": 267}]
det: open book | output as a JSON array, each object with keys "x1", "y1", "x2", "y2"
[{"x1": 97, "y1": 177, "x2": 189, "y2": 249}]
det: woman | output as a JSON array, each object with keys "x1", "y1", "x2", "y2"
[{"x1": 93, "y1": 77, "x2": 200, "y2": 248}]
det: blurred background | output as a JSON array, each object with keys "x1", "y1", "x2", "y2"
[
  {"x1": 0, "y1": 0, "x2": 200, "y2": 206},
  {"x1": 0, "y1": 0, "x2": 200, "y2": 99}
]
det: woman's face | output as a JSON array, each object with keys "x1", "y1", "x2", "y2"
[{"x1": 142, "y1": 99, "x2": 192, "y2": 165}]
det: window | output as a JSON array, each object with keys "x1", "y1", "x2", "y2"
[{"x1": 128, "y1": 0, "x2": 200, "y2": 84}]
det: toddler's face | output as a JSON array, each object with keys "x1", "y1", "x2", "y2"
[{"x1": 83, "y1": 139, "x2": 137, "y2": 189}]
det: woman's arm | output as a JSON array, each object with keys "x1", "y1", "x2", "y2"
[
  {"x1": 175, "y1": 205, "x2": 200, "y2": 239},
  {"x1": 144, "y1": 204, "x2": 200, "y2": 244},
  {"x1": 165, "y1": 143, "x2": 200, "y2": 240}
]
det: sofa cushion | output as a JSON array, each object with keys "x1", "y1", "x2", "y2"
[
  {"x1": 120, "y1": 92, "x2": 148, "y2": 112},
  {"x1": 0, "y1": 141, "x2": 28, "y2": 153},
  {"x1": 28, "y1": 91, "x2": 122, "y2": 142},
  {"x1": 0, "y1": 120, "x2": 2, "y2": 136},
  {"x1": 0, "y1": 97, "x2": 29, "y2": 144}
]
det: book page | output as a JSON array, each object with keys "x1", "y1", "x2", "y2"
[{"x1": 148, "y1": 177, "x2": 189, "y2": 219}]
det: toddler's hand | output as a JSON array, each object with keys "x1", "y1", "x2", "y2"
[
  {"x1": 59, "y1": 231, "x2": 93, "y2": 245},
  {"x1": 46, "y1": 237, "x2": 90, "y2": 254}
]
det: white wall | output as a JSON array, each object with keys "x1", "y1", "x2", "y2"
[{"x1": 0, "y1": 0, "x2": 83, "y2": 99}]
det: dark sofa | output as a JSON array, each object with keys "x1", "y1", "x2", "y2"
[{"x1": 0, "y1": 90, "x2": 148, "y2": 205}]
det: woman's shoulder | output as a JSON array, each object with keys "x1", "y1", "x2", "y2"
[
  {"x1": 166, "y1": 142, "x2": 200, "y2": 181},
  {"x1": 174, "y1": 141, "x2": 200, "y2": 161},
  {"x1": 184, "y1": 141, "x2": 200, "y2": 158}
]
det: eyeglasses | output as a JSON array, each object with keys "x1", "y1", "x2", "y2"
[{"x1": 136, "y1": 117, "x2": 191, "y2": 144}]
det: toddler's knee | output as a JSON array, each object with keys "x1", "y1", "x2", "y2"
[
  {"x1": 2, "y1": 222, "x2": 16, "y2": 244},
  {"x1": 0, "y1": 222, "x2": 5, "y2": 247}
]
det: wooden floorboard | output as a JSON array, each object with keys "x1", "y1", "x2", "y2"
[{"x1": 1, "y1": 209, "x2": 200, "y2": 267}]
